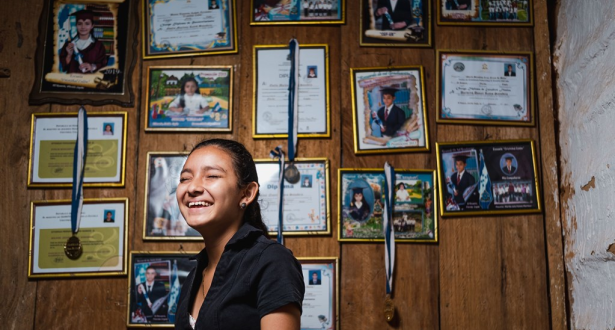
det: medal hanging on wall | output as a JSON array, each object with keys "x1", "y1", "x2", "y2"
[
  {"x1": 382, "y1": 162, "x2": 396, "y2": 322},
  {"x1": 64, "y1": 107, "x2": 88, "y2": 260}
]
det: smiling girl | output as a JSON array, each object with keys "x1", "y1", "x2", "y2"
[{"x1": 60, "y1": 9, "x2": 108, "y2": 73}]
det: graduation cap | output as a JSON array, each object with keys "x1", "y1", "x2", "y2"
[
  {"x1": 453, "y1": 154, "x2": 470, "y2": 163},
  {"x1": 70, "y1": 9, "x2": 97, "y2": 22},
  {"x1": 352, "y1": 187, "x2": 364, "y2": 195},
  {"x1": 380, "y1": 86, "x2": 399, "y2": 97}
]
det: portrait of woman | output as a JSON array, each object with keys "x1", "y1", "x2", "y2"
[
  {"x1": 348, "y1": 187, "x2": 371, "y2": 222},
  {"x1": 59, "y1": 9, "x2": 108, "y2": 74},
  {"x1": 174, "y1": 139, "x2": 305, "y2": 329},
  {"x1": 103, "y1": 123, "x2": 113, "y2": 135}
]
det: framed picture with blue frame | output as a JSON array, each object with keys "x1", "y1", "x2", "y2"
[
  {"x1": 338, "y1": 168, "x2": 438, "y2": 243},
  {"x1": 350, "y1": 66, "x2": 429, "y2": 154}
]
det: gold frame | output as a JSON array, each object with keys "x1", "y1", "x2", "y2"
[
  {"x1": 435, "y1": 139, "x2": 543, "y2": 217},
  {"x1": 250, "y1": 0, "x2": 345, "y2": 25},
  {"x1": 143, "y1": 65, "x2": 234, "y2": 132},
  {"x1": 126, "y1": 251, "x2": 199, "y2": 328},
  {"x1": 141, "y1": 0, "x2": 238, "y2": 59},
  {"x1": 359, "y1": 0, "x2": 432, "y2": 47},
  {"x1": 436, "y1": 50, "x2": 535, "y2": 126},
  {"x1": 350, "y1": 66, "x2": 430, "y2": 155},
  {"x1": 254, "y1": 158, "x2": 331, "y2": 236},
  {"x1": 27, "y1": 111, "x2": 128, "y2": 188},
  {"x1": 28, "y1": 198, "x2": 129, "y2": 278},
  {"x1": 337, "y1": 168, "x2": 438, "y2": 243},
  {"x1": 297, "y1": 257, "x2": 340, "y2": 330},
  {"x1": 436, "y1": 0, "x2": 534, "y2": 26},
  {"x1": 142, "y1": 151, "x2": 203, "y2": 241},
  {"x1": 252, "y1": 44, "x2": 331, "y2": 139}
]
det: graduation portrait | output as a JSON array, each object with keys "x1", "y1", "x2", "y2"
[{"x1": 361, "y1": 0, "x2": 431, "y2": 47}]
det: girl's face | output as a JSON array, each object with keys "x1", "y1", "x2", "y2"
[
  {"x1": 105, "y1": 125, "x2": 112, "y2": 132},
  {"x1": 176, "y1": 146, "x2": 244, "y2": 231},
  {"x1": 76, "y1": 19, "x2": 94, "y2": 38},
  {"x1": 354, "y1": 192, "x2": 363, "y2": 202},
  {"x1": 184, "y1": 81, "x2": 197, "y2": 96}
]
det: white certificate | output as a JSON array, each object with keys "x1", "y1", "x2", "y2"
[
  {"x1": 299, "y1": 258, "x2": 338, "y2": 330},
  {"x1": 255, "y1": 159, "x2": 329, "y2": 234},
  {"x1": 439, "y1": 51, "x2": 533, "y2": 125},
  {"x1": 152, "y1": 0, "x2": 221, "y2": 48},
  {"x1": 28, "y1": 112, "x2": 127, "y2": 187},
  {"x1": 29, "y1": 199, "x2": 128, "y2": 278},
  {"x1": 254, "y1": 45, "x2": 329, "y2": 137}
]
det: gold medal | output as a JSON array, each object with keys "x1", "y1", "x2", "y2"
[
  {"x1": 284, "y1": 163, "x2": 301, "y2": 184},
  {"x1": 64, "y1": 235, "x2": 83, "y2": 260},
  {"x1": 384, "y1": 294, "x2": 395, "y2": 322}
]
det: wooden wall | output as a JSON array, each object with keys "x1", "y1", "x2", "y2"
[{"x1": 0, "y1": 0, "x2": 567, "y2": 329}]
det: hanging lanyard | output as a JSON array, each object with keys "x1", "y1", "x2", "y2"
[{"x1": 382, "y1": 162, "x2": 396, "y2": 322}]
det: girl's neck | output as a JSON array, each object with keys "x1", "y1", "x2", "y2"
[{"x1": 201, "y1": 222, "x2": 242, "y2": 266}]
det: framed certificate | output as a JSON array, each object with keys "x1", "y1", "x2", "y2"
[
  {"x1": 253, "y1": 45, "x2": 330, "y2": 138},
  {"x1": 29, "y1": 0, "x2": 138, "y2": 107},
  {"x1": 28, "y1": 198, "x2": 128, "y2": 278},
  {"x1": 144, "y1": 66, "x2": 233, "y2": 132},
  {"x1": 255, "y1": 158, "x2": 330, "y2": 235},
  {"x1": 437, "y1": 50, "x2": 535, "y2": 126},
  {"x1": 250, "y1": 0, "x2": 345, "y2": 25},
  {"x1": 360, "y1": 0, "x2": 432, "y2": 47},
  {"x1": 436, "y1": 139, "x2": 542, "y2": 216},
  {"x1": 351, "y1": 66, "x2": 429, "y2": 154},
  {"x1": 28, "y1": 112, "x2": 127, "y2": 188},
  {"x1": 142, "y1": 0, "x2": 237, "y2": 59},
  {"x1": 437, "y1": 0, "x2": 533, "y2": 26},
  {"x1": 338, "y1": 168, "x2": 437, "y2": 242},
  {"x1": 127, "y1": 251, "x2": 198, "y2": 327},
  {"x1": 298, "y1": 257, "x2": 339, "y2": 330},
  {"x1": 143, "y1": 152, "x2": 201, "y2": 240}
]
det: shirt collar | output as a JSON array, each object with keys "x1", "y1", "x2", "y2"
[{"x1": 190, "y1": 223, "x2": 264, "y2": 262}]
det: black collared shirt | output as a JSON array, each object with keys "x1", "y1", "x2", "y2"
[{"x1": 175, "y1": 223, "x2": 305, "y2": 330}]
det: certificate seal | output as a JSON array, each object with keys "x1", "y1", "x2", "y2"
[
  {"x1": 481, "y1": 105, "x2": 493, "y2": 115},
  {"x1": 64, "y1": 235, "x2": 83, "y2": 260},
  {"x1": 453, "y1": 62, "x2": 465, "y2": 72}
]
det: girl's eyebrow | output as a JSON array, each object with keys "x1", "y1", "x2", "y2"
[{"x1": 180, "y1": 166, "x2": 226, "y2": 175}]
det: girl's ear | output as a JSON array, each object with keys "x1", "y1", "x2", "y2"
[{"x1": 241, "y1": 182, "x2": 259, "y2": 206}]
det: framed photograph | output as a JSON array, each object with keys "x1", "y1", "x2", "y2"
[
  {"x1": 351, "y1": 66, "x2": 429, "y2": 154},
  {"x1": 144, "y1": 66, "x2": 233, "y2": 132},
  {"x1": 255, "y1": 158, "x2": 330, "y2": 235},
  {"x1": 253, "y1": 45, "x2": 330, "y2": 138},
  {"x1": 127, "y1": 251, "x2": 198, "y2": 327},
  {"x1": 436, "y1": 139, "x2": 542, "y2": 216},
  {"x1": 298, "y1": 257, "x2": 339, "y2": 330},
  {"x1": 437, "y1": 50, "x2": 534, "y2": 126},
  {"x1": 250, "y1": 0, "x2": 345, "y2": 25},
  {"x1": 29, "y1": 0, "x2": 138, "y2": 107},
  {"x1": 360, "y1": 0, "x2": 431, "y2": 47},
  {"x1": 338, "y1": 168, "x2": 438, "y2": 242},
  {"x1": 28, "y1": 198, "x2": 128, "y2": 278},
  {"x1": 28, "y1": 112, "x2": 127, "y2": 188},
  {"x1": 143, "y1": 152, "x2": 201, "y2": 240},
  {"x1": 437, "y1": 0, "x2": 533, "y2": 26},
  {"x1": 142, "y1": 0, "x2": 237, "y2": 59}
]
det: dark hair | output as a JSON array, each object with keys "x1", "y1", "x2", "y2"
[
  {"x1": 179, "y1": 78, "x2": 201, "y2": 108},
  {"x1": 146, "y1": 266, "x2": 156, "y2": 272},
  {"x1": 105, "y1": 124, "x2": 113, "y2": 133},
  {"x1": 188, "y1": 139, "x2": 269, "y2": 237}
]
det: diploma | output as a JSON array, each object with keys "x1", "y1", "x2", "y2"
[
  {"x1": 29, "y1": 113, "x2": 126, "y2": 187},
  {"x1": 299, "y1": 259, "x2": 338, "y2": 330},
  {"x1": 29, "y1": 199, "x2": 127, "y2": 277},
  {"x1": 255, "y1": 160, "x2": 329, "y2": 234},
  {"x1": 440, "y1": 52, "x2": 533, "y2": 124},
  {"x1": 254, "y1": 45, "x2": 329, "y2": 137}
]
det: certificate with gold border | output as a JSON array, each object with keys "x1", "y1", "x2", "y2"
[
  {"x1": 298, "y1": 257, "x2": 339, "y2": 330},
  {"x1": 28, "y1": 112, "x2": 127, "y2": 188},
  {"x1": 255, "y1": 158, "x2": 330, "y2": 235},
  {"x1": 28, "y1": 198, "x2": 128, "y2": 278},
  {"x1": 253, "y1": 44, "x2": 330, "y2": 138}
]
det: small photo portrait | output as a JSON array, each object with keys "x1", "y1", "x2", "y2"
[
  {"x1": 209, "y1": 0, "x2": 219, "y2": 10},
  {"x1": 307, "y1": 65, "x2": 318, "y2": 78},
  {"x1": 394, "y1": 180, "x2": 423, "y2": 203},
  {"x1": 345, "y1": 183, "x2": 375, "y2": 223},
  {"x1": 300, "y1": 174, "x2": 313, "y2": 188},
  {"x1": 102, "y1": 122, "x2": 114, "y2": 136},
  {"x1": 500, "y1": 153, "x2": 518, "y2": 175},
  {"x1": 361, "y1": 0, "x2": 431, "y2": 47},
  {"x1": 103, "y1": 209, "x2": 115, "y2": 223},
  {"x1": 308, "y1": 270, "x2": 322, "y2": 285},
  {"x1": 504, "y1": 63, "x2": 516, "y2": 77},
  {"x1": 131, "y1": 261, "x2": 170, "y2": 324}
]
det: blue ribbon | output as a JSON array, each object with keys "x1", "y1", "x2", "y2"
[
  {"x1": 287, "y1": 38, "x2": 299, "y2": 163},
  {"x1": 269, "y1": 146, "x2": 285, "y2": 245},
  {"x1": 70, "y1": 107, "x2": 88, "y2": 234},
  {"x1": 383, "y1": 162, "x2": 395, "y2": 295}
]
